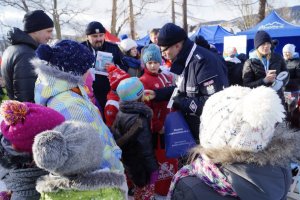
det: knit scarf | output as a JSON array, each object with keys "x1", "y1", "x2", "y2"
[{"x1": 167, "y1": 154, "x2": 238, "y2": 199}]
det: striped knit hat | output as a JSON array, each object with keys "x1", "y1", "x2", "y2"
[{"x1": 116, "y1": 77, "x2": 144, "y2": 101}]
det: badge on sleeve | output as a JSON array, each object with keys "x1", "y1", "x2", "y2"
[
  {"x1": 203, "y1": 80, "x2": 215, "y2": 95},
  {"x1": 189, "y1": 100, "x2": 197, "y2": 113}
]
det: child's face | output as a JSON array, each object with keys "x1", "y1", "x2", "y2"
[
  {"x1": 129, "y1": 47, "x2": 138, "y2": 57},
  {"x1": 146, "y1": 61, "x2": 160, "y2": 74}
]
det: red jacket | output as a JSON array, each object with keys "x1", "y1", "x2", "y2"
[{"x1": 140, "y1": 67, "x2": 174, "y2": 133}]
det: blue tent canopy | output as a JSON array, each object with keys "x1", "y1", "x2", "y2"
[
  {"x1": 191, "y1": 25, "x2": 234, "y2": 52},
  {"x1": 237, "y1": 11, "x2": 300, "y2": 39},
  {"x1": 136, "y1": 34, "x2": 150, "y2": 47},
  {"x1": 237, "y1": 11, "x2": 300, "y2": 53}
]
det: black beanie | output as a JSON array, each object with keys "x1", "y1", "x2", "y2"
[
  {"x1": 157, "y1": 23, "x2": 187, "y2": 47},
  {"x1": 85, "y1": 21, "x2": 106, "y2": 35},
  {"x1": 254, "y1": 31, "x2": 272, "y2": 49},
  {"x1": 23, "y1": 10, "x2": 54, "y2": 33}
]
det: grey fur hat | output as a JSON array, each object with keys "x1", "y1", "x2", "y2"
[{"x1": 32, "y1": 121, "x2": 103, "y2": 176}]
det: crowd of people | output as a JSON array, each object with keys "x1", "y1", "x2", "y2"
[{"x1": 0, "y1": 9, "x2": 299, "y2": 200}]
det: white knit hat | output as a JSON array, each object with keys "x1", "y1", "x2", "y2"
[
  {"x1": 119, "y1": 38, "x2": 138, "y2": 52},
  {"x1": 200, "y1": 86, "x2": 285, "y2": 152},
  {"x1": 282, "y1": 44, "x2": 296, "y2": 54}
]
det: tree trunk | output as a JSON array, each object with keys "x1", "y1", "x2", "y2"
[
  {"x1": 129, "y1": 0, "x2": 135, "y2": 39},
  {"x1": 258, "y1": 0, "x2": 266, "y2": 23},
  {"x1": 111, "y1": 0, "x2": 117, "y2": 35},
  {"x1": 52, "y1": 0, "x2": 61, "y2": 39},
  {"x1": 171, "y1": 0, "x2": 175, "y2": 23},
  {"x1": 182, "y1": 0, "x2": 187, "y2": 32}
]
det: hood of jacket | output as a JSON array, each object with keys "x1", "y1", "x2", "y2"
[
  {"x1": 7, "y1": 27, "x2": 39, "y2": 49},
  {"x1": 193, "y1": 123, "x2": 300, "y2": 167},
  {"x1": 32, "y1": 58, "x2": 85, "y2": 105},
  {"x1": 36, "y1": 170, "x2": 127, "y2": 195}
]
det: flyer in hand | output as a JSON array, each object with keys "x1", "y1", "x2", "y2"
[{"x1": 95, "y1": 51, "x2": 113, "y2": 76}]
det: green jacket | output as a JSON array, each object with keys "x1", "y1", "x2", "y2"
[{"x1": 37, "y1": 170, "x2": 127, "y2": 200}]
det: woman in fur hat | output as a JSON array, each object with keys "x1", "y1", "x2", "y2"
[{"x1": 169, "y1": 86, "x2": 300, "y2": 200}]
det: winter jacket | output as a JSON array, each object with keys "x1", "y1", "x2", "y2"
[
  {"x1": 225, "y1": 60, "x2": 243, "y2": 86},
  {"x1": 36, "y1": 170, "x2": 127, "y2": 200},
  {"x1": 242, "y1": 51, "x2": 287, "y2": 88},
  {"x1": 154, "y1": 39, "x2": 228, "y2": 141},
  {"x1": 0, "y1": 135, "x2": 47, "y2": 200},
  {"x1": 122, "y1": 56, "x2": 142, "y2": 77},
  {"x1": 111, "y1": 101, "x2": 158, "y2": 187},
  {"x1": 32, "y1": 58, "x2": 124, "y2": 172},
  {"x1": 171, "y1": 124, "x2": 299, "y2": 200},
  {"x1": 81, "y1": 40, "x2": 125, "y2": 115},
  {"x1": 1, "y1": 28, "x2": 38, "y2": 102},
  {"x1": 285, "y1": 54, "x2": 300, "y2": 92},
  {"x1": 140, "y1": 67, "x2": 173, "y2": 133}
]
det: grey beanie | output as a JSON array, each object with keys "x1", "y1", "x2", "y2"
[{"x1": 32, "y1": 121, "x2": 104, "y2": 176}]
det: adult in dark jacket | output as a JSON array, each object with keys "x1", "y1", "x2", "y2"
[
  {"x1": 224, "y1": 47, "x2": 243, "y2": 86},
  {"x1": 242, "y1": 31, "x2": 288, "y2": 89},
  {"x1": 282, "y1": 43, "x2": 300, "y2": 93},
  {"x1": 1, "y1": 10, "x2": 53, "y2": 102},
  {"x1": 169, "y1": 86, "x2": 298, "y2": 200},
  {"x1": 81, "y1": 21, "x2": 125, "y2": 116},
  {"x1": 147, "y1": 23, "x2": 228, "y2": 142}
]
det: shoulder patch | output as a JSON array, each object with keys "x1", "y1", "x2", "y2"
[{"x1": 195, "y1": 54, "x2": 202, "y2": 60}]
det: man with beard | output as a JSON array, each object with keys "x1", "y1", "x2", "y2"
[{"x1": 82, "y1": 21, "x2": 125, "y2": 118}]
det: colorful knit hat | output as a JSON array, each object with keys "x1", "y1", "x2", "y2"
[
  {"x1": 116, "y1": 77, "x2": 144, "y2": 102},
  {"x1": 142, "y1": 44, "x2": 162, "y2": 64},
  {"x1": 200, "y1": 86, "x2": 285, "y2": 152},
  {"x1": 35, "y1": 39, "x2": 94, "y2": 76},
  {"x1": 0, "y1": 100, "x2": 65, "y2": 153},
  {"x1": 107, "y1": 65, "x2": 130, "y2": 91}
]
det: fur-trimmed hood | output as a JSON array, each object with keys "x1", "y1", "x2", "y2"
[
  {"x1": 36, "y1": 169, "x2": 127, "y2": 195},
  {"x1": 32, "y1": 58, "x2": 84, "y2": 86},
  {"x1": 32, "y1": 58, "x2": 84, "y2": 105},
  {"x1": 192, "y1": 123, "x2": 300, "y2": 167}
]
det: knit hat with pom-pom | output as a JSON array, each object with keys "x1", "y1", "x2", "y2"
[
  {"x1": 33, "y1": 121, "x2": 104, "y2": 176},
  {"x1": 107, "y1": 65, "x2": 130, "y2": 91},
  {"x1": 35, "y1": 39, "x2": 94, "y2": 76},
  {"x1": 0, "y1": 100, "x2": 65, "y2": 153}
]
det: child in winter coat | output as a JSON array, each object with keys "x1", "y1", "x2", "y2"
[
  {"x1": 32, "y1": 40, "x2": 123, "y2": 172},
  {"x1": 104, "y1": 65, "x2": 130, "y2": 127},
  {"x1": 119, "y1": 38, "x2": 142, "y2": 77},
  {"x1": 0, "y1": 100, "x2": 65, "y2": 200},
  {"x1": 33, "y1": 121, "x2": 128, "y2": 200},
  {"x1": 112, "y1": 77, "x2": 159, "y2": 200},
  {"x1": 169, "y1": 86, "x2": 300, "y2": 200},
  {"x1": 140, "y1": 44, "x2": 174, "y2": 135}
]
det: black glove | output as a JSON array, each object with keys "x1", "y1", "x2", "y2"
[{"x1": 172, "y1": 95, "x2": 183, "y2": 111}]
